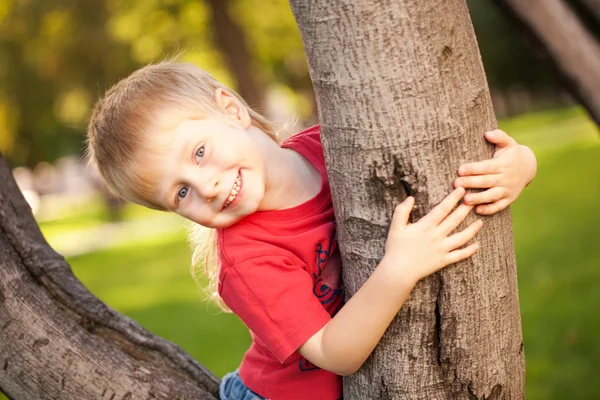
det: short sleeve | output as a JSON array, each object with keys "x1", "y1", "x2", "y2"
[{"x1": 219, "y1": 255, "x2": 331, "y2": 363}]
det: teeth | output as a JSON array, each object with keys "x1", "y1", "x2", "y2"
[{"x1": 224, "y1": 173, "x2": 241, "y2": 208}]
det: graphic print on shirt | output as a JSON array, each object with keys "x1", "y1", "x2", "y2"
[
  {"x1": 299, "y1": 222, "x2": 343, "y2": 372},
  {"x1": 313, "y1": 232, "x2": 343, "y2": 309}
]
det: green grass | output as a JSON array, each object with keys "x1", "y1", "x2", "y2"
[
  {"x1": 501, "y1": 106, "x2": 600, "y2": 399},
  {"x1": 1, "y1": 106, "x2": 599, "y2": 399},
  {"x1": 36, "y1": 197, "x2": 110, "y2": 238},
  {"x1": 511, "y1": 147, "x2": 600, "y2": 399},
  {"x1": 67, "y1": 231, "x2": 252, "y2": 378},
  {"x1": 37, "y1": 198, "x2": 159, "y2": 239}
]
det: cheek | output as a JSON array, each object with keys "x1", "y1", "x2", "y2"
[
  {"x1": 245, "y1": 175, "x2": 265, "y2": 209},
  {"x1": 178, "y1": 201, "x2": 213, "y2": 226},
  {"x1": 246, "y1": 151, "x2": 266, "y2": 180}
]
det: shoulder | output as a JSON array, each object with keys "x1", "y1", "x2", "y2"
[
  {"x1": 282, "y1": 125, "x2": 321, "y2": 150},
  {"x1": 217, "y1": 248, "x2": 307, "y2": 300},
  {"x1": 282, "y1": 125, "x2": 324, "y2": 166}
]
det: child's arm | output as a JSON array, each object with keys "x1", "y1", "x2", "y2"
[
  {"x1": 298, "y1": 187, "x2": 482, "y2": 376},
  {"x1": 453, "y1": 129, "x2": 537, "y2": 215}
]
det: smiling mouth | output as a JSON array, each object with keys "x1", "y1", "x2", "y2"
[{"x1": 223, "y1": 172, "x2": 241, "y2": 209}]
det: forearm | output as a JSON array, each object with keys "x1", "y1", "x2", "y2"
[
  {"x1": 307, "y1": 257, "x2": 415, "y2": 375},
  {"x1": 299, "y1": 189, "x2": 478, "y2": 375}
]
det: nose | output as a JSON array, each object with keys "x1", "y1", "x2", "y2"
[{"x1": 195, "y1": 167, "x2": 220, "y2": 201}]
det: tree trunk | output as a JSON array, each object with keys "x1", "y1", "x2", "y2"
[
  {"x1": 577, "y1": 0, "x2": 600, "y2": 22},
  {"x1": 0, "y1": 155, "x2": 219, "y2": 399},
  {"x1": 206, "y1": 0, "x2": 265, "y2": 110},
  {"x1": 492, "y1": 0, "x2": 600, "y2": 127},
  {"x1": 288, "y1": 0, "x2": 524, "y2": 399},
  {"x1": 569, "y1": 0, "x2": 600, "y2": 46}
]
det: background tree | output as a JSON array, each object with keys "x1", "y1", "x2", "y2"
[
  {"x1": 206, "y1": 0, "x2": 264, "y2": 109},
  {"x1": 288, "y1": 0, "x2": 525, "y2": 398},
  {"x1": 492, "y1": 0, "x2": 600, "y2": 126},
  {"x1": 571, "y1": 0, "x2": 600, "y2": 29}
]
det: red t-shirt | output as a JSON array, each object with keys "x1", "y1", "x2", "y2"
[{"x1": 217, "y1": 125, "x2": 344, "y2": 400}]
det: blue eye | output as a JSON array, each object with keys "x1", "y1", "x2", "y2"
[
  {"x1": 195, "y1": 146, "x2": 205, "y2": 161},
  {"x1": 177, "y1": 186, "x2": 189, "y2": 201}
]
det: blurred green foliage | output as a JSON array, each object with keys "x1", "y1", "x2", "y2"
[
  {"x1": 0, "y1": 0, "x2": 308, "y2": 167},
  {"x1": 0, "y1": 0, "x2": 568, "y2": 167}
]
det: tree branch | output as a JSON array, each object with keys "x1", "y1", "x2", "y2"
[{"x1": 0, "y1": 153, "x2": 220, "y2": 399}]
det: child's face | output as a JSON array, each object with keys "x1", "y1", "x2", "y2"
[{"x1": 141, "y1": 116, "x2": 268, "y2": 229}]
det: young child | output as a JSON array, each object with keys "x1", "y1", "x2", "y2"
[{"x1": 87, "y1": 61, "x2": 537, "y2": 400}]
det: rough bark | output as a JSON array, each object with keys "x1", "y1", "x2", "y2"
[
  {"x1": 207, "y1": 0, "x2": 265, "y2": 110},
  {"x1": 288, "y1": 0, "x2": 524, "y2": 399},
  {"x1": 493, "y1": 0, "x2": 600, "y2": 127},
  {"x1": 0, "y1": 154, "x2": 219, "y2": 399}
]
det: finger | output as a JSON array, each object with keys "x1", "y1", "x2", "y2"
[
  {"x1": 445, "y1": 243, "x2": 479, "y2": 265},
  {"x1": 438, "y1": 203, "x2": 474, "y2": 235},
  {"x1": 454, "y1": 174, "x2": 501, "y2": 189},
  {"x1": 444, "y1": 219, "x2": 483, "y2": 250},
  {"x1": 475, "y1": 198, "x2": 511, "y2": 215},
  {"x1": 420, "y1": 187, "x2": 465, "y2": 226},
  {"x1": 458, "y1": 159, "x2": 499, "y2": 176},
  {"x1": 485, "y1": 129, "x2": 516, "y2": 148},
  {"x1": 390, "y1": 196, "x2": 415, "y2": 229},
  {"x1": 464, "y1": 187, "x2": 506, "y2": 206}
]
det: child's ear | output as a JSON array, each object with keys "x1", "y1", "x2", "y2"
[{"x1": 214, "y1": 88, "x2": 251, "y2": 129}]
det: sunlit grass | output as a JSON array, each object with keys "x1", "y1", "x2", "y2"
[
  {"x1": 66, "y1": 230, "x2": 252, "y2": 378},
  {"x1": 37, "y1": 197, "x2": 158, "y2": 238},
  {"x1": 511, "y1": 143, "x2": 600, "y2": 400},
  {"x1": 500, "y1": 106, "x2": 599, "y2": 152}
]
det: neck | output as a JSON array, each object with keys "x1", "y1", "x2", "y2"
[{"x1": 248, "y1": 126, "x2": 318, "y2": 211}]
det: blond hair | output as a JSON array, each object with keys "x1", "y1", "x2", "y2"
[{"x1": 86, "y1": 60, "x2": 280, "y2": 311}]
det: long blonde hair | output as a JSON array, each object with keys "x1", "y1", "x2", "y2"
[{"x1": 86, "y1": 60, "x2": 280, "y2": 311}]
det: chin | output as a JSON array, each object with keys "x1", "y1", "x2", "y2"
[{"x1": 209, "y1": 213, "x2": 244, "y2": 229}]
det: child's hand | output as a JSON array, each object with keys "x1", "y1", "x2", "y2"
[
  {"x1": 454, "y1": 129, "x2": 537, "y2": 215},
  {"x1": 384, "y1": 187, "x2": 482, "y2": 285}
]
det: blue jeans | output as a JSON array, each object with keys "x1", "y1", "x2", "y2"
[{"x1": 220, "y1": 370, "x2": 266, "y2": 400}]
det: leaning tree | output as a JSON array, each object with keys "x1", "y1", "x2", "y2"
[
  {"x1": 493, "y1": 0, "x2": 600, "y2": 127},
  {"x1": 0, "y1": 153, "x2": 220, "y2": 398},
  {"x1": 1, "y1": 0, "x2": 524, "y2": 399}
]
